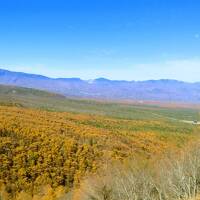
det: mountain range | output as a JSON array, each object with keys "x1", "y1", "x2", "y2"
[{"x1": 0, "y1": 68, "x2": 200, "y2": 103}]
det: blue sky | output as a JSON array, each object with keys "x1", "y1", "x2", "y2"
[{"x1": 0, "y1": 0, "x2": 200, "y2": 81}]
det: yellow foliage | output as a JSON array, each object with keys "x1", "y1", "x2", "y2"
[{"x1": 0, "y1": 105, "x2": 196, "y2": 199}]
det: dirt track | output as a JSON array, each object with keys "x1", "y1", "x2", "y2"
[{"x1": 151, "y1": 112, "x2": 200, "y2": 125}]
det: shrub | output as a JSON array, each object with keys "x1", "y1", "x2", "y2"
[{"x1": 79, "y1": 142, "x2": 200, "y2": 200}]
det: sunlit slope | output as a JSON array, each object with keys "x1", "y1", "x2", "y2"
[
  {"x1": 0, "y1": 105, "x2": 199, "y2": 197},
  {"x1": 1, "y1": 106, "x2": 196, "y2": 159},
  {"x1": 0, "y1": 84, "x2": 199, "y2": 121}
]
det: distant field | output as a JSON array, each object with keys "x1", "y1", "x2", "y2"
[{"x1": 0, "y1": 84, "x2": 200, "y2": 121}]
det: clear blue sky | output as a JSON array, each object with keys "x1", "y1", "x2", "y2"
[{"x1": 0, "y1": 0, "x2": 200, "y2": 81}]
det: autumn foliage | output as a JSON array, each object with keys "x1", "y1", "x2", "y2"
[{"x1": 0, "y1": 106, "x2": 197, "y2": 199}]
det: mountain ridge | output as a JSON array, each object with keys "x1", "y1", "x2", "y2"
[
  {"x1": 1, "y1": 68, "x2": 199, "y2": 83},
  {"x1": 0, "y1": 68, "x2": 200, "y2": 103}
]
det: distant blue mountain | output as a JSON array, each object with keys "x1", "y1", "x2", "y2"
[{"x1": 0, "y1": 68, "x2": 200, "y2": 103}]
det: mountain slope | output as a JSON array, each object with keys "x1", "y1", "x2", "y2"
[
  {"x1": 0, "y1": 84, "x2": 65, "y2": 98},
  {"x1": 0, "y1": 68, "x2": 200, "y2": 102}
]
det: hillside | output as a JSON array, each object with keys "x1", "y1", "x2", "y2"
[
  {"x1": 0, "y1": 84, "x2": 65, "y2": 98},
  {"x1": 1, "y1": 68, "x2": 200, "y2": 102},
  {"x1": 1, "y1": 85, "x2": 200, "y2": 199},
  {"x1": 0, "y1": 105, "x2": 198, "y2": 199}
]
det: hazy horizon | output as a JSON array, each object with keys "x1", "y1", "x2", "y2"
[
  {"x1": 1, "y1": 67, "x2": 200, "y2": 83},
  {"x1": 0, "y1": 0, "x2": 200, "y2": 81}
]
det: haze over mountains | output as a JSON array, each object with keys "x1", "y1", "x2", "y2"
[{"x1": 0, "y1": 68, "x2": 200, "y2": 103}]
